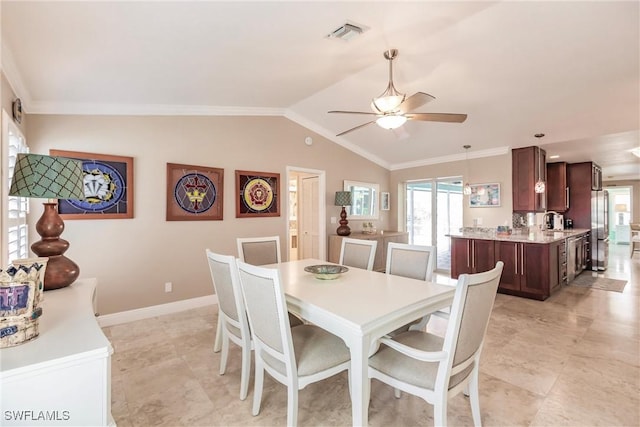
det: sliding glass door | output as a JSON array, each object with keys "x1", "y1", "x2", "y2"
[{"x1": 406, "y1": 178, "x2": 463, "y2": 272}]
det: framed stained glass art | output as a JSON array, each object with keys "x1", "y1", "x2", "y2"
[
  {"x1": 49, "y1": 150, "x2": 134, "y2": 219},
  {"x1": 166, "y1": 163, "x2": 224, "y2": 221},
  {"x1": 235, "y1": 170, "x2": 280, "y2": 218}
]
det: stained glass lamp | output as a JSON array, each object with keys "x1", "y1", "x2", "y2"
[{"x1": 9, "y1": 153, "x2": 85, "y2": 290}]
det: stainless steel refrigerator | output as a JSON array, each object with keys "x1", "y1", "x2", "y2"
[{"x1": 591, "y1": 190, "x2": 609, "y2": 271}]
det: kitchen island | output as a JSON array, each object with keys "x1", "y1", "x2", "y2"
[{"x1": 450, "y1": 228, "x2": 590, "y2": 300}]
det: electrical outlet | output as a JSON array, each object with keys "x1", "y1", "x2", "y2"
[
  {"x1": 331, "y1": 217, "x2": 337, "y2": 224},
  {"x1": 164, "y1": 282, "x2": 172, "y2": 292}
]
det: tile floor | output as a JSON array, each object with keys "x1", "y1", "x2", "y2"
[{"x1": 104, "y1": 244, "x2": 639, "y2": 426}]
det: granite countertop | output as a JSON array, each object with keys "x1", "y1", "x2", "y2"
[{"x1": 448, "y1": 228, "x2": 590, "y2": 244}]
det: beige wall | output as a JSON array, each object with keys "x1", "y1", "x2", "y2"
[
  {"x1": 26, "y1": 114, "x2": 390, "y2": 314},
  {"x1": 604, "y1": 179, "x2": 640, "y2": 223},
  {"x1": 1, "y1": 72, "x2": 26, "y2": 135},
  {"x1": 390, "y1": 153, "x2": 514, "y2": 229}
]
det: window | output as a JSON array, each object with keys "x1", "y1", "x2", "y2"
[{"x1": 1, "y1": 110, "x2": 29, "y2": 266}]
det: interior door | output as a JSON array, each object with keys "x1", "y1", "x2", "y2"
[{"x1": 300, "y1": 175, "x2": 319, "y2": 259}]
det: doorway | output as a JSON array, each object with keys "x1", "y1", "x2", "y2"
[
  {"x1": 405, "y1": 178, "x2": 463, "y2": 272},
  {"x1": 286, "y1": 167, "x2": 326, "y2": 261},
  {"x1": 605, "y1": 185, "x2": 633, "y2": 244}
]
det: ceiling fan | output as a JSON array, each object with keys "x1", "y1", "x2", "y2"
[{"x1": 329, "y1": 49, "x2": 467, "y2": 137}]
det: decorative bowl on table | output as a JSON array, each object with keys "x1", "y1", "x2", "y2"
[{"x1": 304, "y1": 264, "x2": 349, "y2": 280}]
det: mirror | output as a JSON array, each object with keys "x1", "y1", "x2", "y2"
[{"x1": 343, "y1": 180, "x2": 379, "y2": 220}]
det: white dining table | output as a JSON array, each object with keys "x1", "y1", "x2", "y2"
[{"x1": 269, "y1": 258, "x2": 456, "y2": 427}]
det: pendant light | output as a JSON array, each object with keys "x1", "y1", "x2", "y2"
[
  {"x1": 534, "y1": 133, "x2": 546, "y2": 194},
  {"x1": 462, "y1": 145, "x2": 485, "y2": 196},
  {"x1": 463, "y1": 145, "x2": 472, "y2": 195}
]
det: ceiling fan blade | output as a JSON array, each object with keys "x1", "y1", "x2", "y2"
[
  {"x1": 406, "y1": 112, "x2": 468, "y2": 123},
  {"x1": 399, "y1": 92, "x2": 436, "y2": 113},
  {"x1": 336, "y1": 121, "x2": 377, "y2": 136},
  {"x1": 329, "y1": 110, "x2": 378, "y2": 116}
]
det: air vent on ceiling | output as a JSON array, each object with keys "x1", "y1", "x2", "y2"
[{"x1": 327, "y1": 22, "x2": 365, "y2": 41}]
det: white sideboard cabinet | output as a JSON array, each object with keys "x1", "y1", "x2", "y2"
[
  {"x1": 0, "y1": 278, "x2": 114, "y2": 426},
  {"x1": 328, "y1": 231, "x2": 409, "y2": 272}
]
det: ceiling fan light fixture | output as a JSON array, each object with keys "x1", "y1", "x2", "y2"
[
  {"x1": 328, "y1": 48, "x2": 468, "y2": 136},
  {"x1": 376, "y1": 114, "x2": 407, "y2": 130},
  {"x1": 371, "y1": 49, "x2": 406, "y2": 113},
  {"x1": 372, "y1": 94, "x2": 405, "y2": 113}
]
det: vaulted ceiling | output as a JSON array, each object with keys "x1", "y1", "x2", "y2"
[{"x1": 2, "y1": 1, "x2": 639, "y2": 179}]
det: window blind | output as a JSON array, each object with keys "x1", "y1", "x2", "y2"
[{"x1": 5, "y1": 124, "x2": 29, "y2": 263}]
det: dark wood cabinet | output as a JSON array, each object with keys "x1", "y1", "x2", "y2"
[
  {"x1": 546, "y1": 162, "x2": 569, "y2": 212},
  {"x1": 451, "y1": 237, "x2": 495, "y2": 278},
  {"x1": 512, "y1": 146, "x2": 547, "y2": 212},
  {"x1": 494, "y1": 240, "x2": 561, "y2": 300},
  {"x1": 452, "y1": 236, "x2": 565, "y2": 300}
]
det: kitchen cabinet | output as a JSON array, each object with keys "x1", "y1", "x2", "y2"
[
  {"x1": 546, "y1": 162, "x2": 569, "y2": 212},
  {"x1": 512, "y1": 146, "x2": 547, "y2": 212},
  {"x1": 453, "y1": 237, "x2": 560, "y2": 300},
  {"x1": 451, "y1": 237, "x2": 495, "y2": 278},
  {"x1": 328, "y1": 231, "x2": 408, "y2": 272},
  {"x1": 494, "y1": 240, "x2": 562, "y2": 300}
]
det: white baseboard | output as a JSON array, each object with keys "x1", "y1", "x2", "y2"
[{"x1": 97, "y1": 295, "x2": 218, "y2": 327}]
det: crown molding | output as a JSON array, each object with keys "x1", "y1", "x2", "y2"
[
  {"x1": 26, "y1": 102, "x2": 286, "y2": 116},
  {"x1": 283, "y1": 109, "x2": 391, "y2": 170},
  {"x1": 389, "y1": 146, "x2": 511, "y2": 171}
]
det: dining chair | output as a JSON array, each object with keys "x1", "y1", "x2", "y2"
[
  {"x1": 205, "y1": 249, "x2": 253, "y2": 400},
  {"x1": 236, "y1": 261, "x2": 352, "y2": 427},
  {"x1": 630, "y1": 223, "x2": 640, "y2": 258},
  {"x1": 368, "y1": 261, "x2": 504, "y2": 427},
  {"x1": 385, "y1": 242, "x2": 437, "y2": 333},
  {"x1": 237, "y1": 236, "x2": 303, "y2": 326},
  {"x1": 339, "y1": 237, "x2": 377, "y2": 270},
  {"x1": 236, "y1": 235, "x2": 281, "y2": 266}
]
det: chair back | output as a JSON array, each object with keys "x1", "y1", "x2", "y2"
[
  {"x1": 236, "y1": 261, "x2": 295, "y2": 372},
  {"x1": 385, "y1": 242, "x2": 435, "y2": 281},
  {"x1": 439, "y1": 261, "x2": 503, "y2": 388},
  {"x1": 237, "y1": 236, "x2": 281, "y2": 266},
  {"x1": 339, "y1": 237, "x2": 377, "y2": 270},
  {"x1": 205, "y1": 250, "x2": 250, "y2": 337}
]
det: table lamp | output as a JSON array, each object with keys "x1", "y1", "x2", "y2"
[
  {"x1": 9, "y1": 153, "x2": 85, "y2": 290},
  {"x1": 335, "y1": 191, "x2": 353, "y2": 236},
  {"x1": 615, "y1": 203, "x2": 628, "y2": 226}
]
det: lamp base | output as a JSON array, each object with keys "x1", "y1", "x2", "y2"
[
  {"x1": 336, "y1": 225, "x2": 351, "y2": 236},
  {"x1": 336, "y1": 206, "x2": 351, "y2": 236},
  {"x1": 30, "y1": 203, "x2": 80, "y2": 291}
]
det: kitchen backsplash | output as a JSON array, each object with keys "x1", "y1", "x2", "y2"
[{"x1": 512, "y1": 212, "x2": 528, "y2": 229}]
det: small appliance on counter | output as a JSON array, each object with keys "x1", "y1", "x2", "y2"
[
  {"x1": 544, "y1": 211, "x2": 564, "y2": 230},
  {"x1": 564, "y1": 218, "x2": 574, "y2": 229}
]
